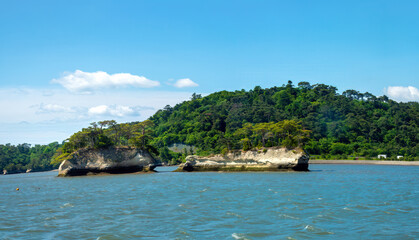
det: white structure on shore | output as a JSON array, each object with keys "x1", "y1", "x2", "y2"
[
  {"x1": 397, "y1": 155, "x2": 404, "y2": 159},
  {"x1": 378, "y1": 154, "x2": 387, "y2": 159}
]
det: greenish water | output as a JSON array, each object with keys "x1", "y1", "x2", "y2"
[{"x1": 0, "y1": 165, "x2": 418, "y2": 239}]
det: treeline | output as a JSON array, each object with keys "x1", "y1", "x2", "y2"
[
  {"x1": 51, "y1": 116, "x2": 312, "y2": 166},
  {"x1": 51, "y1": 120, "x2": 157, "y2": 165},
  {"x1": 3, "y1": 81, "x2": 418, "y2": 172},
  {"x1": 156, "y1": 119, "x2": 310, "y2": 164},
  {"x1": 0, "y1": 142, "x2": 61, "y2": 174},
  {"x1": 60, "y1": 120, "x2": 155, "y2": 152},
  {"x1": 150, "y1": 81, "x2": 418, "y2": 161},
  {"x1": 233, "y1": 120, "x2": 311, "y2": 151}
]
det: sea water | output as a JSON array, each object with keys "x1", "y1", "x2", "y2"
[{"x1": 0, "y1": 164, "x2": 418, "y2": 239}]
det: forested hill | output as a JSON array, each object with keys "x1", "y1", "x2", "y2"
[
  {"x1": 2, "y1": 81, "x2": 418, "y2": 174},
  {"x1": 150, "y1": 81, "x2": 419, "y2": 161},
  {"x1": 0, "y1": 142, "x2": 61, "y2": 174}
]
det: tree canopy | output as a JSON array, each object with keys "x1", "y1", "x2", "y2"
[
  {"x1": 2, "y1": 81, "x2": 418, "y2": 173},
  {"x1": 0, "y1": 142, "x2": 61, "y2": 174},
  {"x1": 51, "y1": 120, "x2": 158, "y2": 164},
  {"x1": 150, "y1": 82, "x2": 418, "y2": 161}
]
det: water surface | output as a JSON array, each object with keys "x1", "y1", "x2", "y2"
[{"x1": 1, "y1": 165, "x2": 418, "y2": 239}]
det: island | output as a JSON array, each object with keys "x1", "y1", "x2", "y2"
[
  {"x1": 1, "y1": 82, "x2": 417, "y2": 176},
  {"x1": 175, "y1": 147, "x2": 309, "y2": 172},
  {"x1": 58, "y1": 147, "x2": 157, "y2": 176}
]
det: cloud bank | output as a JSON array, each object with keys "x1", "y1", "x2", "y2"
[
  {"x1": 0, "y1": 87, "x2": 193, "y2": 144},
  {"x1": 37, "y1": 103, "x2": 75, "y2": 113},
  {"x1": 385, "y1": 86, "x2": 419, "y2": 102},
  {"x1": 52, "y1": 70, "x2": 160, "y2": 93},
  {"x1": 173, "y1": 78, "x2": 199, "y2": 88},
  {"x1": 88, "y1": 105, "x2": 148, "y2": 117}
]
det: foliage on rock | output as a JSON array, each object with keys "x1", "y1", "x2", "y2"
[{"x1": 52, "y1": 120, "x2": 157, "y2": 164}]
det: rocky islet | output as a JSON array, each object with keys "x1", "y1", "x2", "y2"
[{"x1": 58, "y1": 147, "x2": 158, "y2": 176}]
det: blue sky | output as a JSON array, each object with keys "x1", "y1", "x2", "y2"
[{"x1": 0, "y1": 0, "x2": 418, "y2": 144}]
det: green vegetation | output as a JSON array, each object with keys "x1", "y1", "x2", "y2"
[
  {"x1": 1, "y1": 81, "x2": 418, "y2": 173},
  {"x1": 58, "y1": 120, "x2": 155, "y2": 152},
  {"x1": 0, "y1": 142, "x2": 61, "y2": 174},
  {"x1": 233, "y1": 121, "x2": 311, "y2": 150},
  {"x1": 52, "y1": 120, "x2": 158, "y2": 164},
  {"x1": 150, "y1": 81, "x2": 418, "y2": 162}
]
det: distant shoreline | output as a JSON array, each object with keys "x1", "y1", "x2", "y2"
[
  {"x1": 1, "y1": 169, "x2": 58, "y2": 176},
  {"x1": 310, "y1": 160, "x2": 419, "y2": 166}
]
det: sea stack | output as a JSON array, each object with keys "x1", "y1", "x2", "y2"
[
  {"x1": 58, "y1": 147, "x2": 158, "y2": 177},
  {"x1": 175, "y1": 147, "x2": 309, "y2": 172}
]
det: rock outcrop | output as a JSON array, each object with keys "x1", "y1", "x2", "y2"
[
  {"x1": 58, "y1": 147, "x2": 158, "y2": 177},
  {"x1": 175, "y1": 147, "x2": 309, "y2": 172}
]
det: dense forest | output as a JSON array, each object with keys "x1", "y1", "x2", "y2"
[
  {"x1": 1, "y1": 81, "x2": 418, "y2": 173},
  {"x1": 0, "y1": 142, "x2": 61, "y2": 174},
  {"x1": 149, "y1": 81, "x2": 418, "y2": 162}
]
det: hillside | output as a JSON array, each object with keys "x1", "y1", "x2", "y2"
[
  {"x1": 2, "y1": 81, "x2": 417, "y2": 173},
  {"x1": 149, "y1": 81, "x2": 418, "y2": 162},
  {"x1": 0, "y1": 142, "x2": 61, "y2": 174}
]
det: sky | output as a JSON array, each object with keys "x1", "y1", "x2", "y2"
[{"x1": 0, "y1": 0, "x2": 418, "y2": 145}]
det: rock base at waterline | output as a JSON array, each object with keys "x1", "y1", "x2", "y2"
[
  {"x1": 58, "y1": 147, "x2": 157, "y2": 177},
  {"x1": 175, "y1": 147, "x2": 309, "y2": 172}
]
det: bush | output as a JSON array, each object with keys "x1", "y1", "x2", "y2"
[
  {"x1": 94, "y1": 135, "x2": 113, "y2": 149},
  {"x1": 221, "y1": 148, "x2": 229, "y2": 155}
]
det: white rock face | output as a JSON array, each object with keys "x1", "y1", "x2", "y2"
[
  {"x1": 58, "y1": 147, "x2": 157, "y2": 176},
  {"x1": 176, "y1": 147, "x2": 309, "y2": 171}
]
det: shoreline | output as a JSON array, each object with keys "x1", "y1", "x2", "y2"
[
  {"x1": 2, "y1": 169, "x2": 59, "y2": 176},
  {"x1": 310, "y1": 159, "x2": 419, "y2": 166}
]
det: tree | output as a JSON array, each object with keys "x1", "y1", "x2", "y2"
[
  {"x1": 191, "y1": 93, "x2": 202, "y2": 100},
  {"x1": 273, "y1": 90, "x2": 292, "y2": 108},
  {"x1": 298, "y1": 81, "x2": 312, "y2": 90},
  {"x1": 253, "y1": 122, "x2": 272, "y2": 147}
]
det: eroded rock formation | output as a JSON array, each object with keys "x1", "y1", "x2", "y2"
[
  {"x1": 58, "y1": 147, "x2": 157, "y2": 176},
  {"x1": 175, "y1": 147, "x2": 309, "y2": 172}
]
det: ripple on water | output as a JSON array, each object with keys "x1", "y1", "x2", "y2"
[
  {"x1": 60, "y1": 203, "x2": 74, "y2": 208},
  {"x1": 232, "y1": 233, "x2": 250, "y2": 240},
  {"x1": 279, "y1": 213, "x2": 300, "y2": 220},
  {"x1": 226, "y1": 212, "x2": 242, "y2": 218},
  {"x1": 288, "y1": 223, "x2": 335, "y2": 238}
]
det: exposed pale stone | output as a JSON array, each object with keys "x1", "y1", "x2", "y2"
[
  {"x1": 58, "y1": 147, "x2": 157, "y2": 177},
  {"x1": 175, "y1": 147, "x2": 309, "y2": 172}
]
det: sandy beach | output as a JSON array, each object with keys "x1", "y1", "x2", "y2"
[{"x1": 310, "y1": 160, "x2": 419, "y2": 166}]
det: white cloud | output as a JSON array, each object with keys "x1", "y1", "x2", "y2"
[
  {"x1": 88, "y1": 104, "x2": 143, "y2": 117},
  {"x1": 88, "y1": 105, "x2": 109, "y2": 115},
  {"x1": 52, "y1": 70, "x2": 160, "y2": 93},
  {"x1": 37, "y1": 103, "x2": 75, "y2": 113},
  {"x1": 173, "y1": 78, "x2": 199, "y2": 88},
  {"x1": 0, "y1": 87, "x2": 193, "y2": 144},
  {"x1": 385, "y1": 86, "x2": 419, "y2": 102}
]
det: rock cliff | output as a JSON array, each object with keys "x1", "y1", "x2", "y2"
[
  {"x1": 175, "y1": 147, "x2": 309, "y2": 172},
  {"x1": 58, "y1": 147, "x2": 158, "y2": 177}
]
